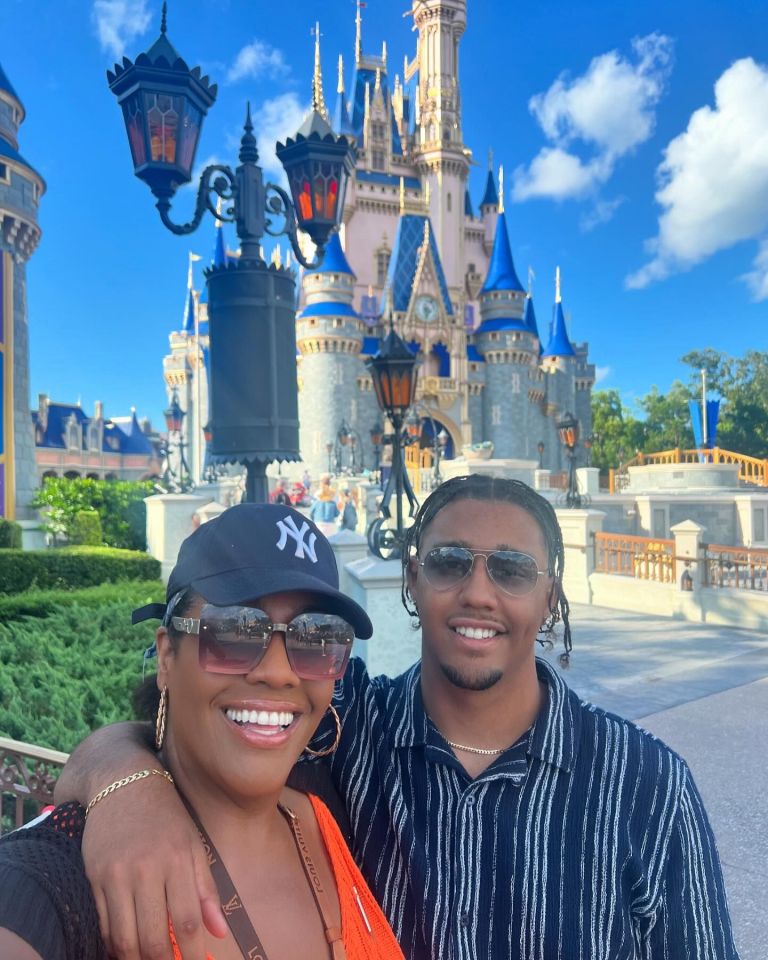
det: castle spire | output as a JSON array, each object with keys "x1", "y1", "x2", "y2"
[
  {"x1": 333, "y1": 54, "x2": 352, "y2": 135},
  {"x1": 555, "y1": 265, "x2": 561, "y2": 303},
  {"x1": 543, "y1": 268, "x2": 576, "y2": 358},
  {"x1": 498, "y1": 165, "x2": 505, "y2": 214},
  {"x1": 382, "y1": 40, "x2": 388, "y2": 67},
  {"x1": 311, "y1": 23, "x2": 329, "y2": 122},
  {"x1": 355, "y1": 0, "x2": 363, "y2": 64},
  {"x1": 480, "y1": 208, "x2": 525, "y2": 294},
  {"x1": 337, "y1": 53, "x2": 345, "y2": 94}
]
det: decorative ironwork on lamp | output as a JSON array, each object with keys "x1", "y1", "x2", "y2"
[{"x1": 161, "y1": 388, "x2": 191, "y2": 490}]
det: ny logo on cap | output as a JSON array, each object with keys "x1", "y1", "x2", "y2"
[{"x1": 275, "y1": 516, "x2": 318, "y2": 563}]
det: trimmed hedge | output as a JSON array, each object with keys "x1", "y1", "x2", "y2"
[
  {"x1": 0, "y1": 589, "x2": 163, "y2": 753},
  {"x1": 0, "y1": 519, "x2": 22, "y2": 549},
  {"x1": 0, "y1": 579, "x2": 164, "y2": 621},
  {"x1": 0, "y1": 546, "x2": 160, "y2": 595}
]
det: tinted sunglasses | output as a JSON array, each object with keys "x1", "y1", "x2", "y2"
[
  {"x1": 171, "y1": 604, "x2": 355, "y2": 680},
  {"x1": 418, "y1": 546, "x2": 550, "y2": 597}
]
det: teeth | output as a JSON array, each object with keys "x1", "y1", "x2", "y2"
[
  {"x1": 454, "y1": 626, "x2": 498, "y2": 640},
  {"x1": 225, "y1": 708, "x2": 295, "y2": 728}
]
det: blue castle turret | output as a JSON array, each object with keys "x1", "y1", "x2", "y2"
[
  {"x1": 297, "y1": 231, "x2": 372, "y2": 478},
  {"x1": 473, "y1": 181, "x2": 540, "y2": 459},
  {"x1": 0, "y1": 61, "x2": 45, "y2": 518}
]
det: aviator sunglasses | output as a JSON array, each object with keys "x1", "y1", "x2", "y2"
[
  {"x1": 171, "y1": 604, "x2": 355, "y2": 680},
  {"x1": 419, "y1": 546, "x2": 551, "y2": 597}
]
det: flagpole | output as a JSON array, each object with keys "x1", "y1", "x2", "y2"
[{"x1": 701, "y1": 368, "x2": 708, "y2": 448}]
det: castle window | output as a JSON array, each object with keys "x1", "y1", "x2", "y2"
[
  {"x1": 372, "y1": 149, "x2": 386, "y2": 170},
  {"x1": 372, "y1": 121, "x2": 386, "y2": 140},
  {"x1": 376, "y1": 247, "x2": 391, "y2": 286},
  {"x1": 447, "y1": 193, "x2": 452, "y2": 212},
  {"x1": 0, "y1": 162, "x2": 8, "y2": 183}
]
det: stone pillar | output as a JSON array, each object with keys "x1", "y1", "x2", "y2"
[
  {"x1": 671, "y1": 519, "x2": 706, "y2": 590},
  {"x1": 344, "y1": 555, "x2": 419, "y2": 676},
  {"x1": 555, "y1": 508, "x2": 606, "y2": 604},
  {"x1": 145, "y1": 493, "x2": 212, "y2": 582},
  {"x1": 327, "y1": 529, "x2": 368, "y2": 598},
  {"x1": 576, "y1": 467, "x2": 600, "y2": 495},
  {"x1": 195, "y1": 500, "x2": 228, "y2": 526}
]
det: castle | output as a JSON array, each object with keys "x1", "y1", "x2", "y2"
[
  {"x1": 0, "y1": 61, "x2": 43, "y2": 520},
  {"x1": 165, "y1": 0, "x2": 595, "y2": 484}
]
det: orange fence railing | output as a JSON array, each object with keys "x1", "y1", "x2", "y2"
[
  {"x1": 593, "y1": 532, "x2": 675, "y2": 583},
  {"x1": 703, "y1": 544, "x2": 768, "y2": 592}
]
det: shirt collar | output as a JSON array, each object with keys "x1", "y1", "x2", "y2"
[{"x1": 389, "y1": 657, "x2": 580, "y2": 774}]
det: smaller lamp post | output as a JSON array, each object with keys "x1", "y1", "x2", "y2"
[
  {"x1": 583, "y1": 434, "x2": 594, "y2": 468},
  {"x1": 537, "y1": 440, "x2": 545, "y2": 470},
  {"x1": 370, "y1": 421, "x2": 384, "y2": 481},
  {"x1": 366, "y1": 323, "x2": 420, "y2": 560},
  {"x1": 557, "y1": 411, "x2": 582, "y2": 508},
  {"x1": 163, "y1": 388, "x2": 191, "y2": 490},
  {"x1": 325, "y1": 441, "x2": 334, "y2": 476}
]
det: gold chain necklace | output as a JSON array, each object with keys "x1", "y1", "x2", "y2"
[{"x1": 441, "y1": 737, "x2": 508, "y2": 757}]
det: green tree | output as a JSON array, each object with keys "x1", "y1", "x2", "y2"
[
  {"x1": 590, "y1": 390, "x2": 644, "y2": 470},
  {"x1": 636, "y1": 381, "x2": 694, "y2": 451}
]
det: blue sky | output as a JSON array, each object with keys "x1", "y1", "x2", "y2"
[{"x1": 3, "y1": 0, "x2": 768, "y2": 429}]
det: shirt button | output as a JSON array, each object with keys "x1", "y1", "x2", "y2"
[{"x1": 465, "y1": 795, "x2": 476, "y2": 805}]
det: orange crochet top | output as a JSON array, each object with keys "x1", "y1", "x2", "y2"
[{"x1": 170, "y1": 794, "x2": 403, "y2": 960}]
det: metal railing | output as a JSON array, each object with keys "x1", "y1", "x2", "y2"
[
  {"x1": 0, "y1": 735, "x2": 68, "y2": 835},
  {"x1": 593, "y1": 533, "x2": 675, "y2": 583},
  {"x1": 703, "y1": 544, "x2": 768, "y2": 592},
  {"x1": 609, "y1": 447, "x2": 768, "y2": 492}
]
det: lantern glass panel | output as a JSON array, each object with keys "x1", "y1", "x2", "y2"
[
  {"x1": 122, "y1": 93, "x2": 147, "y2": 168},
  {"x1": 146, "y1": 93, "x2": 180, "y2": 163},
  {"x1": 178, "y1": 101, "x2": 202, "y2": 173}
]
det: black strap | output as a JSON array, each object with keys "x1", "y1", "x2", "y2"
[{"x1": 178, "y1": 792, "x2": 345, "y2": 960}]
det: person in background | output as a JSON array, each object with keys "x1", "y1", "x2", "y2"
[
  {"x1": 0, "y1": 504, "x2": 403, "y2": 960},
  {"x1": 337, "y1": 488, "x2": 358, "y2": 532},
  {"x1": 270, "y1": 479, "x2": 291, "y2": 506},
  {"x1": 310, "y1": 474, "x2": 340, "y2": 531},
  {"x1": 52, "y1": 476, "x2": 740, "y2": 960}
]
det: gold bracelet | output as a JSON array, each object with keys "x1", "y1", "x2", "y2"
[{"x1": 85, "y1": 768, "x2": 175, "y2": 817}]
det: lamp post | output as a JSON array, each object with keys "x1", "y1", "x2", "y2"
[
  {"x1": 406, "y1": 403, "x2": 445, "y2": 489},
  {"x1": 107, "y1": 5, "x2": 354, "y2": 502},
  {"x1": 162, "y1": 388, "x2": 191, "y2": 490},
  {"x1": 366, "y1": 322, "x2": 420, "y2": 560},
  {"x1": 325, "y1": 441, "x2": 334, "y2": 476},
  {"x1": 334, "y1": 419, "x2": 363, "y2": 475},
  {"x1": 583, "y1": 434, "x2": 593, "y2": 468},
  {"x1": 557, "y1": 412, "x2": 582, "y2": 508},
  {"x1": 537, "y1": 440, "x2": 545, "y2": 470},
  {"x1": 370, "y1": 421, "x2": 383, "y2": 481}
]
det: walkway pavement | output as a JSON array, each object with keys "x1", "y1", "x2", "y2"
[{"x1": 541, "y1": 605, "x2": 767, "y2": 960}]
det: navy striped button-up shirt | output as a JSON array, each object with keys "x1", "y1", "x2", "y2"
[{"x1": 312, "y1": 656, "x2": 739, "y2": 960}]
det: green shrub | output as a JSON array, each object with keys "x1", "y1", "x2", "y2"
[
  {"x1": 0, "y1": 519, "x2": 22, "y2": 549},
  {"x1": 0, "y1": 546, "x2": 160, "y2": 595},
  {"x1": 0, "y1": 591, "x2": 163, "y2": 753},
  {"x1": 69, "y1": 510, "x2": 103, "y2": 546},
  {"x1": 32, "y1": 477, "x2": 155, "y2": 550},
  {"x1": 0, "y1": 579, "x2": 163, "y2": 621}
]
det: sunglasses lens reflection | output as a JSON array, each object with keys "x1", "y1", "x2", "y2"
[{"x1": 422, "y1": 547, "x2": 541, "y2": 596}]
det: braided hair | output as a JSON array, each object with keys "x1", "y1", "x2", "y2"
[{"x1": 401, "y1": 475, "x2": 572, "y2": 667}]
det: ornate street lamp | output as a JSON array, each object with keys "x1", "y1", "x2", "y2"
[
  {"x1": 162, "y1": 388, "x2": 191, "y2": 490},
  {"x1": 107, "y1": 5, "x2": 354, "y2": 502},
  {"x1": 366, "y1": 324, "x2": 420, "y2": 560},
  {"x1": 557, "y1": 412, "x2": 582, "y2": 508}
]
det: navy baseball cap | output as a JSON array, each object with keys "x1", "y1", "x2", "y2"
[{"x1": 132, "y1": 502, "x2": 373, "y2": 639}]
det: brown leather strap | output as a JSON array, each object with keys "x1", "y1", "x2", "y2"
[
  {"x1": 178, "y1": 791, "x2": 343, "y2": 960},
  {"x1": 280, "y1": 803, "x2": 347, "y2": 960}
]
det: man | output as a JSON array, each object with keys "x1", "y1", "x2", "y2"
[{"x1": 57, "y1": 476, "x2": 739, "y2": 960}]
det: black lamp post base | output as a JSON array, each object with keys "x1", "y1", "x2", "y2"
[{"x1": 244, "y1": 460, "x2": 268, "y2": 503}]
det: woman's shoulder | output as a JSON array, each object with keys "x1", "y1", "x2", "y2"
[{"x1": 0, "y1": 803, "x2": 106, "y2": 960}]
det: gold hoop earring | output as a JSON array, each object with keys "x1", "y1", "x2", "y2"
[
  {"x1": 155, "y1": 686, "x2": 168, "y2": 751},
  {"x1": 304, "y1": 704, "x2": 341, "y2": 758}
]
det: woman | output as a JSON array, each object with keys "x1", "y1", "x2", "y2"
[{"x1": 0, "y1": 503, "x2": 404, "y2": 960}]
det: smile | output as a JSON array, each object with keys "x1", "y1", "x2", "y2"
[
  {"x1": 453, "y1": 626, "x2": 498, "y2": 640},
  {"x1": 224, "y1": 708, "x2": 295, "y2": 731}
]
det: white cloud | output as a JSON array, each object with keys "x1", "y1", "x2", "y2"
[
  {"x1": 253, "y1": 93, "x2": 309, "y2": 177},
  {"x1": 741, "y1": 238, "x2": 768, "y2": 301},
  {"x1": 92, "y1": 0, "x2": 151, "y2": 59},
  {"x1": 227, "y1": 40, "x2": 289, "y2": 84},
  {"x1": 594, "y1": 365, "x2": 612, "y2": 385},
  {"x1": 513, "y1": 34, "x2": 672, "y2": 202},
  {"x1": 626, "y1": 58, "x2": 768, "y2": 295},
  {"x1": 580, "y1": 197, "x2": 625, "y2": 232}
]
